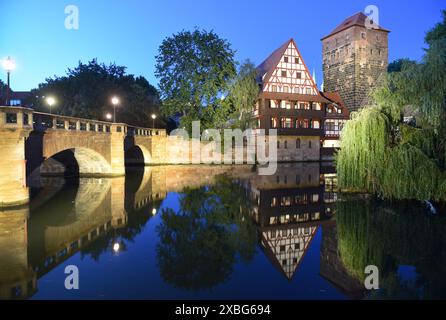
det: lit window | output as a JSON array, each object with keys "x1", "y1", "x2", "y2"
[
  {"x1": 281, "y1": 118, "x2": 292, "y2": 128},
  {"x1": 271, "y1": 117, "x2": 278, "y2": 128}
]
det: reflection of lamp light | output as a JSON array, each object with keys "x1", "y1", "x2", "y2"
[
  {"x1": 152, "y1": 208, "x2": 157, "y2": 215},
  {"x1": 113, "y1": 242, "x2": 120, "y2": 252}
]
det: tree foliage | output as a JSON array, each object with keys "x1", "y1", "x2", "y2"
[
  {"x1": 26, "y1": 59, "x2": 161, "y2": 127},
  {"x1": 155, "y1": 29, "x2": 237, "y2": 131},
  {"x1": 337, "y1": 10, "x2": 446, "y2": 202},
  {"x1": 223, "y1": 60, "x2": 259, "y2": 130}
]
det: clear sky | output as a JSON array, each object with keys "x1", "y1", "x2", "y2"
[{"x1": 0, "y1": 0, "x2": 444, "y2": 91}]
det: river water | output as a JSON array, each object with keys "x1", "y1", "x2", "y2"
[{"x1": 1, "y1": 163, "x2": 445, "y2": 299}]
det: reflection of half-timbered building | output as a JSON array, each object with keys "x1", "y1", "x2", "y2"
[
  {"x1": 245, "y1": 163, "x2": 337, "y2": 280},
  {"x1": 254, "y1": 39, "x2": 349, "y2": 161}
]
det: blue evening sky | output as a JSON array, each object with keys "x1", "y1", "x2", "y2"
[{"x1": 0, "y1": 0, "x2": 444, "y2": 91}]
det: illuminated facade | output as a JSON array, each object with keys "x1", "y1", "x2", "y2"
[{"x1": 254, "y1": 39, "x2": 349, "y2": 161}]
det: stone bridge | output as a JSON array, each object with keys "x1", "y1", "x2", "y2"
[{"x1": 0, "y1": 106, "x2": 167, "y2": 207}]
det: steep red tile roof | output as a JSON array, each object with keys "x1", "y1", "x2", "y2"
[
  {"x1": 321, "y1": 91, "x2": 350, "y2": 117},
  {"x1": 321, "y1": 12, "x2": 390, "y2": 40},
  {"x1": 256, "y1": 38, "x2": 292, "y2": 84}
]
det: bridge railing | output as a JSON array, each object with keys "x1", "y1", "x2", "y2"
[
  {"x1": 126, "y1": 126, "x2": 166, "y2": 137},
  {"x1": 32, "y1": 111, "x2": 128, "y2": 134},
  {"x1": 1, "y1": 106, "x2": 167, "y2": 136}
]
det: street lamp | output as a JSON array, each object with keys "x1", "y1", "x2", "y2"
[
  {"x1": 111, "y1": 96, "x2": 119, "y2": 122},
  {"x1": 151, "y1": 113, "x2": 156, "y2": 128},
  {"x1": 106, "y1": 113, "x2": 112, "y2": 121},
  {"x1": 46, "y1": 96, "x2": 56, "y2": 114},
  {"x1": 2, "y1": 57, "x2": 16, "y2": 106}
]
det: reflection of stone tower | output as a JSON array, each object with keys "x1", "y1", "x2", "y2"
[{"x1": 321, "y1": 12, "x2": 390, "y2": 112}]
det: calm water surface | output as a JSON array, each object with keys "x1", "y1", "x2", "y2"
[{"x1": 1, "y1": 163, "x2": 445, "y2": 300}]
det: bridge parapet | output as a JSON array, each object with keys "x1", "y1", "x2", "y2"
[
  {"x1": 32, "y1": 111, "x2": 128, "y2": 134},
  {"x1": 0, "y1": 106, "x2": 34, "y2": 130},
  {"x1": 127, "y1": 126, "x2": 166, "y2": 137}
]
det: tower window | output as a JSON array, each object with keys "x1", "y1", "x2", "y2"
[{"x1": 361, "y1": 32, "x2": 366, "y2": 39}]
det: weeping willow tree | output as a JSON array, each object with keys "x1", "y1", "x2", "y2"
[{"x1": 337, "y1": 10, "x2": 446, "y2": 202}]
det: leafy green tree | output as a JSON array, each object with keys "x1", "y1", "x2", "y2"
[
  {"x1": 26, "y1": 59, "x2": 162, "y2": 127},
  {"x1": 155, "y1": 29, "x2": 237, "y2": 132},
  {"x1": 223, "y1": 60, "x2": 259, "y2": 130}
]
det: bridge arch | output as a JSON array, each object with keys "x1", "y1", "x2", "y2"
[
  {"x1": 41, "y1": 148, "x2": 112, "y2": 176},
  {"x1": 125, "y1": 144, "x2": 152, "y2": 166}
]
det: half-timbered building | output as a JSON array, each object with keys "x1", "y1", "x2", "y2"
[{"x1": 254, "y1": 38, "x2": 349, "y2": 161}]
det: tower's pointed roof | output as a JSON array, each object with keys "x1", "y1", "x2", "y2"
[{"x1": 321, "y1": 12, "x2": 390, "y2": 40}]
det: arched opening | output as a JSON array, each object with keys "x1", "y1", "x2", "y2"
[
  {"x1": 125, "y1": 145, "x2": 152, "y2": 167},
  {"x1": 125, "y1": 146, "x2": 145, "y2": 167},
  {"x1": 40, "y1": 148, "x2": 112, "y2": 177}
]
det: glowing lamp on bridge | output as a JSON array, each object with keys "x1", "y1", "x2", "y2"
[
  {"x1": 2, "y1": 56, "x2": 16, "y2": 72},
  {"x1": 152, "y1": 208, "x2": 157, "y2": 215},
  {"x1": 106, "y1": 113, "x2": 113, "y2": 121},
  {"x1": 151, "y1": 114, "x2": 157, "y2": 128},
  {"x1": 2, "y1": 57, "x2": 16, "y2": 105},
  {"x1": 111, "y1": 96, "x2": 120, "y2": 122},
  {"x1": 46, "y1": 96, "x2": 56, "y2": 114}
]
